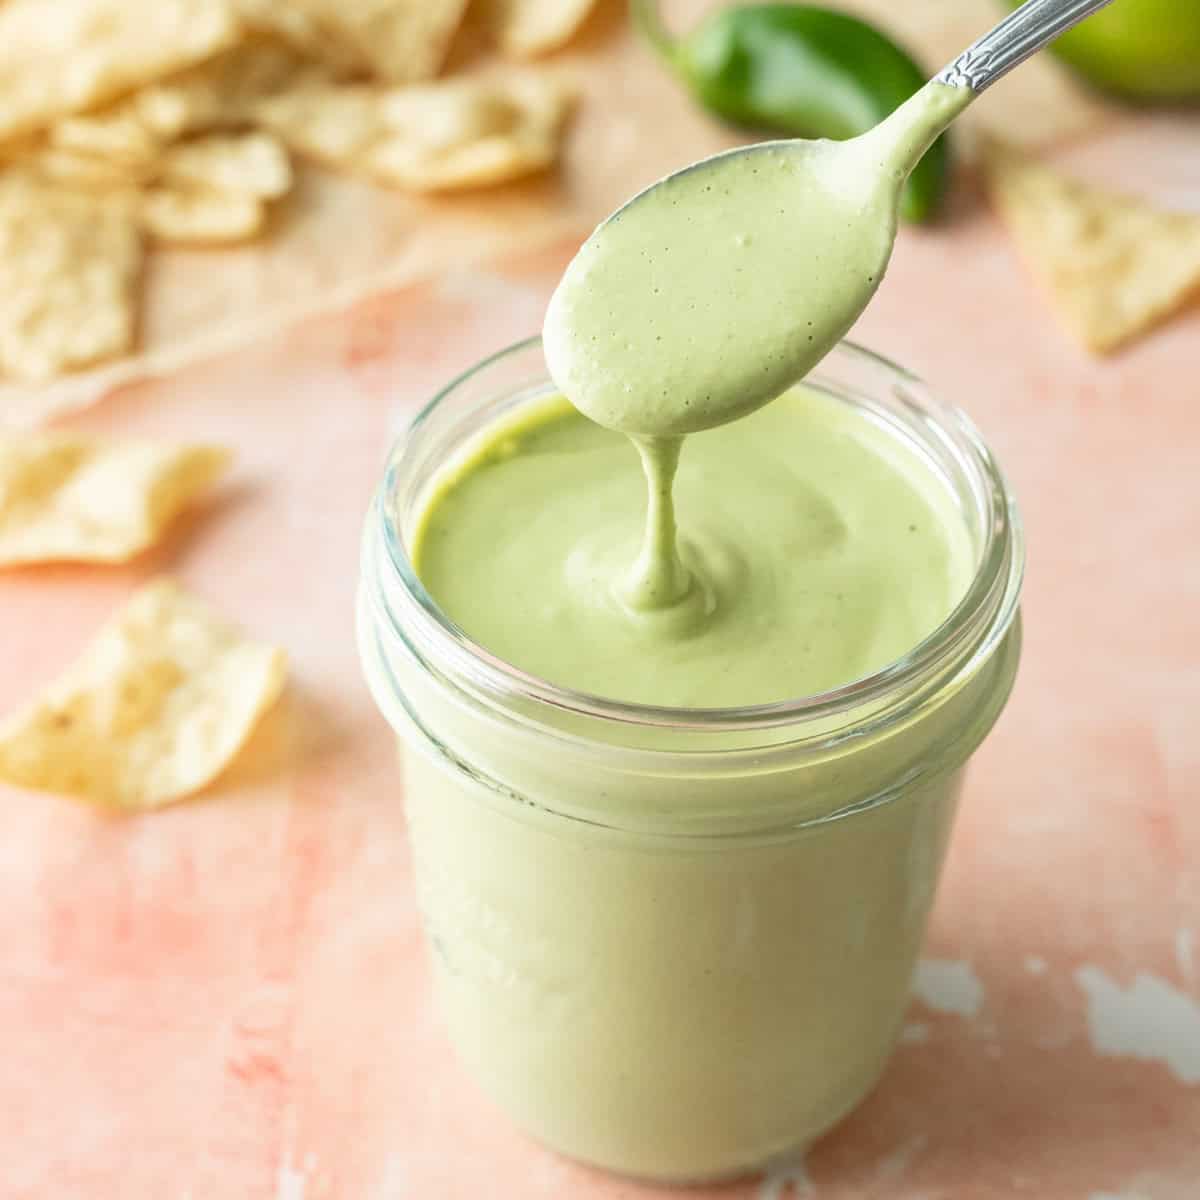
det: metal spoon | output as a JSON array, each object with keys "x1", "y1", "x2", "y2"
[
  {"x1": 544, "y1": 0, "x2": 1116, "y2": 438},
  {"x1": 935, "y1": 0, "x2": 1118, "y2": 93}
]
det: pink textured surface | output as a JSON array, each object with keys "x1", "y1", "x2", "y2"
[{"x1": 3, "y1": 142, "x2": 1199, "y2": 1198}]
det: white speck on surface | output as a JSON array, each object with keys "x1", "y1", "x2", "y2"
[
  {"x1": 873, "y1": 1134, "x2": 927, "y2": 1182},
  {"x1": 276, "y1": 1102, "x2": 306, "y2": 1200},
  {"x1": 1106, "y1": 1170, "x2": 1199, "y2": 1199},
  {"x1": 913, "y1": 959, "x2": 984, "y2": 1018},
  {"x1": 1024, "y1": 955, "x2": 1049, "y2": 976},
  {"x1": 372, "y1": 1152, "x2": 406, "y2": 1199},
  {"x1": 759, "y1": 1156, "x2": 814, "y2": 1198},
  {"x1": 1152, "y1": 189, "x2": 1200, "y2": 213},
  {"x1": 900, "y1": 1021, "x2": 931, "y2": 1044},
  {"x1": 1177, "y1": 928, "x2": 1195, "y2": 983},
  {"x1": 276, "y1": 1159, "x2": 306, "y2": 1200},
  {"x1": 1076, "y1": 966, "x2": 1200, "y2": 1085}
]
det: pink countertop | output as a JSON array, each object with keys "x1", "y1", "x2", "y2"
[{"x1": 2, "y1": 92, "x2": 1199, "y2": 1200}]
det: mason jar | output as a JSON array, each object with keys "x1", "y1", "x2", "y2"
[{"x1": 357, "y1": 337, "x2": 1023, "y2": 1184}]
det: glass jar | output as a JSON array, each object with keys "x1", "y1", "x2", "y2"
[{"x1": 357, "y1": 337, "x2": 1023, "y2": 1184}]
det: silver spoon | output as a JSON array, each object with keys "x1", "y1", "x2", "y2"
[
  {"x1": 936, "y1": 0, "x2": 1117, "y2": 91},
  {"x1": 544, "y1": 0, "x2": 1116, "y2": 439}
]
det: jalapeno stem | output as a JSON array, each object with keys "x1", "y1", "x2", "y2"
[{"x1": 630, "y1": 0, "x2": 680, "y2": 66}]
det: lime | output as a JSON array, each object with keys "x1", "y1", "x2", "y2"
[{"x1": 1006, "y1": 0, "x2": 1200, "y2": 101}]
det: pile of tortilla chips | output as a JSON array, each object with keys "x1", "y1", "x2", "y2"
[
  {"x1": 0, "y1": 0, "x2": 599, "y2": 809},
  {"x1": 0, "y1": 0, "x2": 589, "y2": 383}
]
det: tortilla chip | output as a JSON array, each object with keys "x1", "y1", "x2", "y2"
[
  {"x1": 234, "y1": 1, "x2": 365, "y2": 79},
  {"x1": 0, "y1": 175, "x2": 143, "y2": 381},
  {"x1": 481, "y1": 0, "x2": 597, "y2": 57},
  {"x1": 33, "y1": 38, "x2": 323, "y2": 163},
  {"x1": 6, "y1": 146, "x2": 144, "y2": 191},
  {"x1": 132, "y1": 39, "x2": 333, "y2": 142},
  {"x1": 0, "y1": 579, "x2": 287, "y2": 809},
  {"x1": 51, "y1": 108, "x2": 161, "y2": 167},
  {"x1": 985, "y1": 145, "x2": 1200, "y2": 353},
  {"x1": 7, "y1": 128, "x2": 291, "y2": 212},
  {"x1": 292, "y1": 0, "x2": 470, "y2": 83},
  {"x1": 0, "y1": 434, "x2": 230, "y2": 564},
  {"x1": 256, "y1": 70, "x2": 571, "y2": 191},
  {"x1": 162, "y1": 132, "x2": 292, "y2": 198},
  {"x1": 142, "y1": 187, "x2": 266, "y2": 244},
  {"x1": 0, "y1": 0, "x2": 241, "y2": 143}
]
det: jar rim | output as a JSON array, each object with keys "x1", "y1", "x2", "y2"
[{"x1": 373, "y1": 335, "x2": 1023, "y2": 735}]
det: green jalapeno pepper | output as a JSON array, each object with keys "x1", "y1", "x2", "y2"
[{"x1": 632, "y1": 0, "x2": 949, "y2": 223}]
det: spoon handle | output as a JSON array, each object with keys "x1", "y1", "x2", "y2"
[{"x1": 935, "y1": 0, "x2": 1116, "y2": 93}]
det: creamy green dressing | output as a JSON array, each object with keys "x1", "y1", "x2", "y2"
[{"x1": 413, "y1": 388, "x2": 972, "y2": 708}]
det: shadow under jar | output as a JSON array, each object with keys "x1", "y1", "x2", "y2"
[{"x1": 357, "y1": 337, "x2": 1024, "y2": 1184}]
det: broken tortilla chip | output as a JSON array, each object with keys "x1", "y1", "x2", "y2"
[
  {"x1": 141, "y1": 187, "x2": 267, "y2": 244},
  {"x1": 2, "y1": 129, "x2": 291, "y2": 215},
  {"x1": 161, "y1": 131, "x2": 293, "y2": 199},
  {"x1": 131, "y1": 39, "x2": 335, "y2": 143},
  {"x1": 0, "y1": 579, "x2": 287, "y2": 809},
  {"x1": 51, "y1": 107, "x2": 161, "y2": 168},
  {"x1": 985, "y1": 144, "x2": 1200, "y2": 353},
  {"x1": 5, "y1": 146, "x2": 145, "y2": 191},
  {"x1": 51, "y1": 38, "x2": 328, "y2": 155},
  {"x1": 0, "y1": 174, "x2": 143, "y2": 381},
  {"x1": 0, "y1": 434, "x2": 229, "y2": 564},
  {"x1": 292, "y1": 0, "x2": 470, "y2": 83},
  {"x1": 482, "y1": 0, "x2": 597, "y2": 57},
  {"x1": 0, "y1": 0, "x2": 241, "y2": 143},
  {"x1": 256, "y1": 70, "x2": 571, "y2": 191},
  {"x1": 234, "y1": 0, "x2": 365, "y2": 79}
]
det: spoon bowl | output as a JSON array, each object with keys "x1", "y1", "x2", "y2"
[
  {"x1": 543, "y1": 85, "x2": 964, "y2": 437},
  {"x1": 544, "y1": 0, "x2": 1115, "y2": 439}
]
